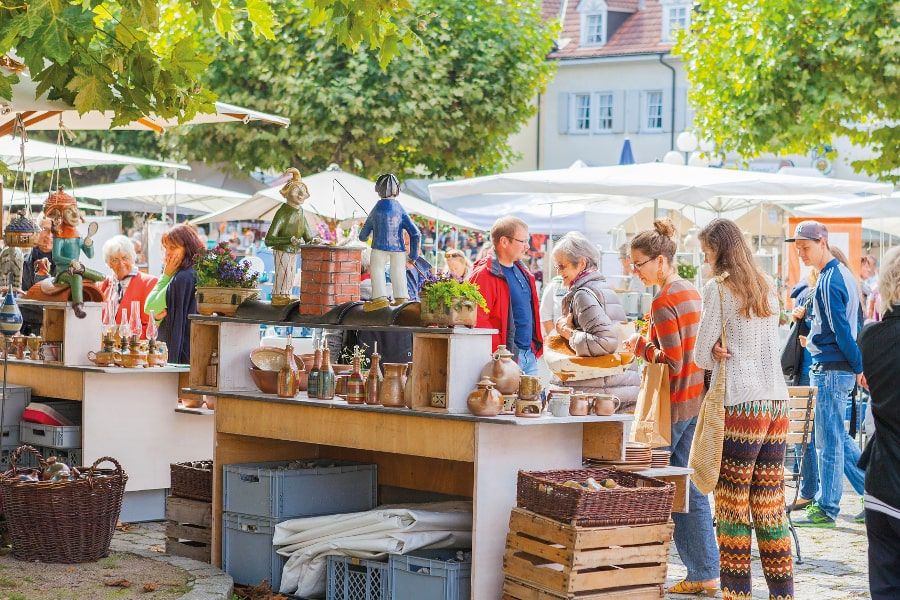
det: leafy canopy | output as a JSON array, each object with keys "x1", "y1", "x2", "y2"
[
  {"x1": 0, "y1": 0, "x2": 416, "y2": 126},
  {"x1": 162, "y1": 0, "x2": 557, "y2": 178},
  {"x1": 678, "y1": 0, "x2": 899, "y2": 182}
]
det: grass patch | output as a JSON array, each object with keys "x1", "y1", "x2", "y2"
[
  {"x1": 98, "y1": 556, "x2": 119, "y2": 570},
  {"x1": 0, "y1": 575, "x2": 19, "y2": 588}
]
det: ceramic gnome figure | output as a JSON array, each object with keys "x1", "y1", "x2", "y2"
[
  {"x1": 358, "y1": 174, "x2": 421, "y2": 311},
  {"x1": 43, "y1": 187, "x2": 103, "y2": 318},
  {"x1": 265, "y1": 168, "x2": 312, "y2": 305}
]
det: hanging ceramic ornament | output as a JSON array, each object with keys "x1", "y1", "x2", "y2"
[{"x1": 0, "y1": 285, "x2": 23, "y2": 337}]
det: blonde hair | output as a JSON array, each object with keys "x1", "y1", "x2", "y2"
[
  {"x1": 879, "y1": 247, "x2": 900, "y2": 313},
  {"x1": 490, "y1": 216, "x2": 528, "y2": 247},
  {"x1": 630, "y1": 218, "x2": 677, "y2": 262}
]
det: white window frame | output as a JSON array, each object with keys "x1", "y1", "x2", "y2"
[
  {"x1": 571, "y1": 93, "x2": 593, "y2": 133},
  {"x1": 578, "y1": 0, "x2": 608, "y2": 47},
  {"x1": 645, "y1": 90, "x2": 664, "y2": 131},
  {"x1": 594, "y1": 92, "x2": 614, "y2": 132},
  {"x1": 583, "y1": 14, "x2": 605, "y2": 46},
  {"x1": 661, "y1": 1, "x2": 691, "y2": 42}
]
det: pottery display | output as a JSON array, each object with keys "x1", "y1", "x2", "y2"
[
  {"x1": 148, "y1": 341, "x2": 168, "y2": 367},
  {"x1": 500, "y1": 394, "x2": 517, "y2": 415},
  {"x1": 180, "y1": 397, "x2": 204, "y2": 409},
  {"x1": 26, "y1": 334, "x2": 42, "y2": 359},
  {"x1": 277, "y1": 342, "x2": 300, "y2": 398},
  {"x1": 11, "y1": 333, "x2": 25, "y2": 360},
  {"x1": 334, "y1": 374, "x2": 350, "y2": 398},
  {"x1": 346, "y1": 355, "x2": 366, "y2": 404},
  {"x1": 87, "y1": 350, "x2": 120, "y2": 367},
  {"x1": 249, "y1": 367, "x2": 279, "y2": 394},
  {"x1": 516, "y1": 398, "x2": 542, "y2": 418},
  {"x1": 591, "y1": 394, "x2": 621, "y2": 416},
  {"x1": 250, "y1": 347, "x2": 288, "y2": 371},
  {"x1": 518, "y1": 375, "x2": 542, "y2": 401},
  {"x1": 466, "y1": 377, "x2": 503, "y2": 417},
  {"x1": 379, "y1": 362, "x2": 408, "y2": 407},
  {"x1": 39, "y1": 341, "x2": 62, "y2": 362},
  {"x1": 480, "y1": 345, "x2": 521, "y2": 395},
  {"x1": 549, "y1": 398, "x2": 569, "y2": 417},
  {"x1": 332, "y1": 364, "x2": 353, "y2": 375},
  {"x1": 317, "y1": 347, "x2": 336, "y2": 399},
  {"x1": 365, "y1": 349, "x2": 382, "y2": 405},
  {"x1": 569, "y1": 393, "x2": 592, "y2": 416}
]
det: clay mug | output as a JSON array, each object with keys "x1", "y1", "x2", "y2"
[
  {"x1": 518, "y1": 375, "x2": 542, "y2": 401},
  {"x1": 549, "y1": 397, "x2": 569, "y2": 417},
  {"x1": 591, "y1": 394, "x2": 621, "y2": 416},
  {"x1": 569, "y1": 393, "x2": 591, "y2": 416},
  {"x1": 26, "y1": 335, "x2": 42, "y2": 359}
]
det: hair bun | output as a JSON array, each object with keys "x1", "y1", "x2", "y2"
[{"x1": 653, "y1": 217, "x2": 677, "y2": 239}]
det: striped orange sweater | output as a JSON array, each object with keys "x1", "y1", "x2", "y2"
[{"x1": 634, "y1": 279, "x2": 705, "y2": 423}]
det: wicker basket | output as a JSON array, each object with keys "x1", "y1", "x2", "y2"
[
  {"x1": 170, "y1": 460, "x2": 213, "y2": 502},
  {"x1": 517, "y1": 467, "x2": 674, "y2": 527},
  {"x1": 0, "y1": 445, "x2": 127, "y2": 563}
]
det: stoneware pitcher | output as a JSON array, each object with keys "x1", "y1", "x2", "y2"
[
  {"x1": 379, "y1": 362, "x2": 408, "y2": 407},
  {"x1": 480, "y1": 344, "x2": 521, "y2": 395},
  {"x1": 591, "y1": 394, "x2": 622, "y2": 416},
  {"x1": 467, "y1": 377, "x2": 503, "y2": 417}
]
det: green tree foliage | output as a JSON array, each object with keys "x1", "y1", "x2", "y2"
[
  {"x1": 0, "y1": 1, "x2": 415, "y2": 126},
  {"x1": 678, "y1": 0, "x2": 899, "y2": 182},
  {"x1": 172, "y1": 0, "x2": 556, "y2": 178}
]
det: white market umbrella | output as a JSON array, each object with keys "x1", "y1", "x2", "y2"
[
  {"x1": 3, "y1": 187, "x2": 98, "y2": 211},
  {"x1": 793, "y1": 193, "x2": 900, "y2": 239},
  {"x1": 192, "y1": 167, "x2": 482, "y2": 230},
  {"x1": 429, "y1": 162, "x2": 892, "y2": 213},
  {"x1": 0, "y1": 135, "x2": 188, "y2": 173},
  {"x1": 70, "y1": 177, "x2": 249, "y2": 215}
]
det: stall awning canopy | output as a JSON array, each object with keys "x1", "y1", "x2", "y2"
[
  {"x1": 191, "y1": 167, "x2": 482, "y2": 230},
  {"x1": 69, "y1": 177, "x2": 250, "y2": 214},
  {"x1": 429, "y1": 163, "x2": 893, "y2": 213},
  {"x1": 0, "y1": 135, "x2": 188, "y2": 173}
]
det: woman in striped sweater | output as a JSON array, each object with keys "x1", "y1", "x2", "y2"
[
  {"x1": 695, "y1": 219, "x2": 793, "y2": 600},
  {"x1": 624, "y1": 218, "x2": 720, "y2": 596}
]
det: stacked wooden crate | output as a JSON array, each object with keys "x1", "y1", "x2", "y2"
[
  {"x1": 165, "y1": 461, "x2": 213, "y2": 563},
  {"x1": 502, "y1": 508, "x2": 673, "y2": 600}
]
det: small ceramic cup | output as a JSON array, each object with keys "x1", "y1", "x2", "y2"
[{"x1": 549, "y1": 399, "x2": 569, "y2": 418}]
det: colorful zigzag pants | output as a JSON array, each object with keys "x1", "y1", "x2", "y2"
[{"x1": 715, "y1": 400, "x2": 795, "y2": 600}]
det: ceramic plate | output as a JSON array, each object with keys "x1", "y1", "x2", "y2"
[{"x1": 250, "y1": 347, "x2": 287, "y2": 371}]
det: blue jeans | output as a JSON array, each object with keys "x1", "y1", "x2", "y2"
[
  {"x1": 811, "y1": 368, "x2": 866, "y2": 519},
  {"x1": 795, "y1": 371, "x2": 819, "y2": 500},
  {"x1": 668, "y1": 417, "x2": 720, "y2": 581},
  {"x1": 518, "y1": 348, "x2": 539, "y2": 376}
]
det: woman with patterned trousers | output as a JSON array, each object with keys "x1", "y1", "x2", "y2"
[{"x1": 695, "y1": 219, "x2": 794, "y2": 600}]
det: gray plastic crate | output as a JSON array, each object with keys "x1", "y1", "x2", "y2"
[
  {"x1": 390, "y1": 549, "x2": 471, "y2": 600},
  {"x1": 327, "y1": 555, "x2": 391, "y2": 600},
  {"x1": 223, "y1": 459, "x2": 377, "y2": 520},
  {"x1": 0, "y1": 444, "x2": 40, "y2": 471},
  {"x1": 39, "y1": 445, "x2": 82, "y2": 468},
  {"x1": 222, "y1": 512, "x2": 286, "y2": 589},
  {"x1": 0, "y1": 384, "x2": 31, "y2": 428},
  {"x1": 20, "y1": 421, "x2": 81, "y2": 449},
  {"x1": 0, "y1": 425, "x2": 18, "y2": 447},
  {"x1": 28, "y1": 399, "x2": 82, "y2": 425}
]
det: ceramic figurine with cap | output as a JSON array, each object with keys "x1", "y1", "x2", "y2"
[
  {"x1": 266, "y1": 168, "x2": 312, "y2": 306},
  {"x1": 42, "y1": 187, "x2": 103, "y2": 318},
  {"x1": 358, "y1": 173, "x2": 421, "y2": 311}
]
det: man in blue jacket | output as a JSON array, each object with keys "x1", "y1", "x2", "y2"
[{"x1": 788, "y1": 221, "x2": 866, "y2": 527}]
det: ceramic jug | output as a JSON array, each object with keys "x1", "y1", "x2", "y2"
[
  {"x1": 480, "y1": 345, "x2": 521, "y2": 395},
  {"x1": 569, "y1": 393, "x2": 592, "y2": 416},
  {"x1": 591, "y1": 394, "x2": 622, "y2": 416},
  {"x1": 379, "y1": 363, "x2": 408, "y2": 407},
  {"x1": 467, "y1": 377, "x2": 503, "y2": 417}
]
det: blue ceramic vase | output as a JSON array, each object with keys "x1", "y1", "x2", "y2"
[{"x1": 0, "y1": 290, "x2": 23, "y2": 337}]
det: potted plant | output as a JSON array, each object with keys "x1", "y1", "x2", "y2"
[
  {"x1": 419, "y1": 274, "x2": 488, "y2": 328},
  {"x1": 194, "y1": 243, "x2": 260, "y2": 316}
]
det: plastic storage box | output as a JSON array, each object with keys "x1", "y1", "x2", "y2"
[
  {"x1": 390, "y1": 549, "x2": 472, "y2": 600},
  {"x1": 0, "y1": 384, "x2": 31, "y2": 427},
  {"x1": 222, "y1": 512, "x2": 286, "y2": 589},
  {"x1": 20, "y1": 422, "x2": 81, "y2": 449},
  {"x1": 327, "y1": 555, "x2": 391, "y2": 600},
  {"x1": 0, "y1": 425, "x2": 18, "y2": 447},
  {"x1": 223, "y1": 459, "x2": 377, "y2": 519}
]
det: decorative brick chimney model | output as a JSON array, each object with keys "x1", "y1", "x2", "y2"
[{"x1": 299, "y1": 245, "x2": 363, "y2": 316}]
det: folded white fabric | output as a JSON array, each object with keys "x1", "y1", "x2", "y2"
[{"x1": 273, "y1": 501, "x2": 473, "y2": 597}]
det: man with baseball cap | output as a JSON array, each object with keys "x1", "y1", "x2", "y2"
[{"x1": 787, "y1": 220, "x2": 866, "y2": 527}]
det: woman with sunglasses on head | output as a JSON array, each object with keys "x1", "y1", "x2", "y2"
[{"x1": 622, "y1": 217, "x2": 719, "y2": 596}]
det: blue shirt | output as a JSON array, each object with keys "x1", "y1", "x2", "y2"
[
  {"x1": 359, "y1": 198, "x2": 421, "y2": 259},
  {"x1": 501, "y1": 264, "x2": 534, "y2": 352},
  {"x1": 808, "y1": 258, "x2": 863, "y2": 373}
]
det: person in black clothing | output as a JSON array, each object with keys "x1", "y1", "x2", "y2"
[
  {"x1": 858, "y1": 245, "x2": 900, "y2": 600},
  {"x1": 153, "y1": 225, "x2": 204, "y2": 364},
  {"x1": 20, "y1": 219, "x2": 54, "y2": 335}
]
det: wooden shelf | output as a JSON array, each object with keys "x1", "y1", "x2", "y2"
[
  {"x1": 189, "y1": 313, "x2": 496, "y2": 335},
  {"x1": 175, "y1": 406, "x2": 215, "y2": 416}
]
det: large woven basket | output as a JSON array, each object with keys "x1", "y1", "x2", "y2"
[
  {"x1": 517, "y1": 467, "x2": 674, "y2": 527},
  {"x1": 0, "y1": 446, "x2": 127, "y2": 563},
  {"x1": 170, "y1": 460, "x2": 213, "y2": 502}
]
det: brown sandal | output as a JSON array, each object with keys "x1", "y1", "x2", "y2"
[{"x1": 667, "y1": 580, "x2": 719, "y2": 596}]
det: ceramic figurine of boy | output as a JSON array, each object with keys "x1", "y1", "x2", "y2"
[
  {"x1": 358, "y1": 173, "x2": 421, "y2": 311},
  {"x1": 266, "y1": 168, "x2": 311, "y2": 305},
  {"x1": 43, "y1": 187, "x2": 103, "y2": 318}
]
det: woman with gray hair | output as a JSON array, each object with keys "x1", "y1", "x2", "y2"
[
  {"x1": 552, "y1": 231, "x2": 640, "y2": 411},
  {"x1": 98, "y1": 234, "x2": 158, "y2": 337}
]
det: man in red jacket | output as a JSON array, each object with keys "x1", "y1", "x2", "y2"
[{"x1": 469, "y1": 216, "x2": 543, "y2": 375}]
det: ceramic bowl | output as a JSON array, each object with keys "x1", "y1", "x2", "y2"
[
  {"x1": 298, "y1": 353, "x2": 315, "y2": 370},
  {"x1": 332, "y1": 364, "x2": 353, "y2": 375},
  {"x1": 249, "y1": 367, "x2": 279, "y2": 394},
  {"x1": 250, "y1": 347, "x2": 305, "y2": 372},
  {"x1": 179, "y1": 396, "x2": 205, "y2": 409}
]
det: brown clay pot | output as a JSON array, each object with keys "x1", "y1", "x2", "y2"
[
  {"x1": 379, "y1": 363, "x2": 408, "y2": 407},
  {"x1": 467, "y1": 377, "x2": 503, "y2": 417},
  {"x1": 480, "y1": 345, "x2": 521, "y2": 395}
]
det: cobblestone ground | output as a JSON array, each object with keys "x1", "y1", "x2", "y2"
[{"x1": 666, "y1": 481, "x2": 870, "y2": 599}]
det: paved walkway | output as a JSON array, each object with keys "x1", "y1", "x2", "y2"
[{"x1": 665, "y1": 482, "x2": 870, "y2": 599}]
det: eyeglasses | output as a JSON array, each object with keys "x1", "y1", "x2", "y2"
[
  {"x1": 507, "y1": 236, "x2": 529, "y2": 246},
  {"x1": 631, "y1": 257, "x2": 654, "y2": 272}
]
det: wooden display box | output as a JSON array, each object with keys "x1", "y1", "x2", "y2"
[
  {"x1": 407, "y1": 330, "x2": 492, "y2": 413},
  {"x1": 188, "y1": 320, "x2": 259, "y2": 392},
  {"x1": 503, "y1": 508, "x2": 672, "y2": 600},
  {"x1": 40, "y1": 302, "x2": 102, "y2": 366},
  {"x1": 165, "y1": 496, "x2": 212, "y2": 563}
]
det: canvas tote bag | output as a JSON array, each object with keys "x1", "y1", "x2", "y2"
[
  {"x1": 688, "y1": 274, "x2": 728, "y2": 495},
  {"x1": 631, "y1": 361, "x2": 672, "y2": 447}
]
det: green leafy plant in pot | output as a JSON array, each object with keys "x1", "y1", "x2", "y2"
[
  {"x1": 194, "y1": 243, "x2": 260, "y2": 316},
  {"x1": 419, "y1": 274, "x2": 488, "y2": 328}
]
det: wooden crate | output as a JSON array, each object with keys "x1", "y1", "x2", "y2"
[
  {"x1": 165, "y1": 496, "x2": 212, "y2": 563},
  {"x1": 188, "y1": 320, "x2": 258, "y2": 392},
  {"x1": 503, "y1": 577, "x2": 663, "y2": 600},
  {"x1": 407, "y1": 331, "x2": 493, "y2": 413},
  {"x1": 503, "y1": 508, "x2": 672, "y2": 599}
]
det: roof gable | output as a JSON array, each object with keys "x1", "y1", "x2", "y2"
[{"x1": 550, "y1": 0, "x2": 674, "y2": 59}]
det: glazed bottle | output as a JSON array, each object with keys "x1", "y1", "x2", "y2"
[
  {"x1": 307, "y1": 340, "x2": 322, "y2": 398},
  {"x1": 277, "y1": 342, "x2": 297, "y2": 398},
  {"x1": 317, "y1": 347, "x2": 336, "y2": 400},
  {"x1": 364, "y1": 348, "x2": 382, "y2": 405},
  {"x1": 346, "y1": 354, "x2": 366, "y2": 404},
  {"x1": 206, "y1": 351, "x2": 219, "y2": 387}
]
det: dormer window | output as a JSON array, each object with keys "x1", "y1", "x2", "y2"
[
  {"x1": 662, "y1": 1, "x2": 691, "y2": 41},
  {"x1": 579, "y1": 0, "x2": 608, "y2": 47}
]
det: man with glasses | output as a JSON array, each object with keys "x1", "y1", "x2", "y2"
[{"x1": 469, "y1": 216, "x2": 543, "y2": 375}]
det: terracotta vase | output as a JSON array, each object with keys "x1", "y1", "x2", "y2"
[
  {"x1": 480, "y1": 345, "x2": 522, "y2": 395},
  {"x1": 467, "y1": 377, "x2": 503, "y2": 417},
  {"x1": 379, "y1": 363, "x2": 408, "y2": 407}
]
